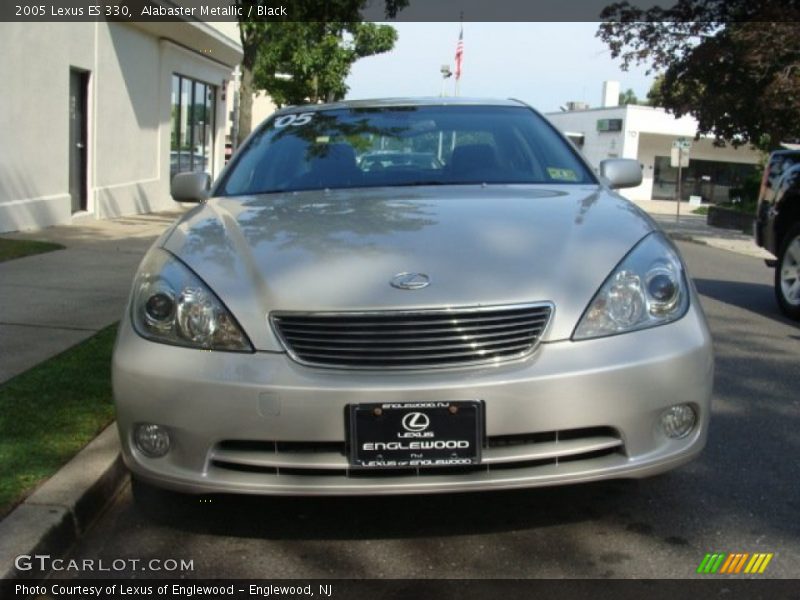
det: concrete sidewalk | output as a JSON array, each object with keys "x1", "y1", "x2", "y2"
[
  {"x1": 631, "y1": 198, "x2": 771, "y2": 260},
  {"x1": 0, "y1": 211, "x2": 185, "y2": 383}
]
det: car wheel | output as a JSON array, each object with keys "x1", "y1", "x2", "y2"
[{"x1": 775, "y1": 222, "x2": 800, "y2": 320}]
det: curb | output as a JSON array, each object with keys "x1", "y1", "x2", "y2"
[
  {"x1": 665, "y1": 231, "x2": 772, "y2": 260},
  {"x1": 667, "y1": 232, "x2": 708, "y2": 246},
  {"x1": 0, "y1": 424, "x2": 126, "y2": 581}
]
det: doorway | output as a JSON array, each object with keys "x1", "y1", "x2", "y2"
[{"x1": 69, "y1": 69, "x2": 89, "y2": 213}]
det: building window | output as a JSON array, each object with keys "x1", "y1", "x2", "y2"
[
  {"x1": 597, "y1": 118, "x2": 623, "y2": 132},
  {"x1": 565, "y1": 133, "x2": 585, "y2": 149},
  {"x1": 652, "y1": 156, "x2": 758, "y2": 203},
  {"x1": 170, "y1": 74, "x2": 215, "y2": 179}
]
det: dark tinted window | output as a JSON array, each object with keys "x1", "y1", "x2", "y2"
[
  {"x1": 220, "y1": 105, "x2": 594, "y2": 195},
  {"x1": 767, "y1": 153, "x2": 799, "y2": 188}
]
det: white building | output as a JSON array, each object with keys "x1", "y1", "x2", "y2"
[
  {"x1": 546, "y1": 81, "x2": 763, "y2": 203},
  {"x1": 0, "y1": 22, "x2": 243, "y2": 233},
  {"x1": 222, "y1": 79, "x2": 278, "y2": 150}
]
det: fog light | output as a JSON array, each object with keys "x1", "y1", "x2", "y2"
[
  {"x1": 134, "y1": 424, "x2": 171, "y2": 457},
  {"x1": 660, "y1": 404, "x2": 697, "y2": 439}
]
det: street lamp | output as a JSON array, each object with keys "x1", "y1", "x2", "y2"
[{"x1": 440, "y1": 64, "x2": 452, "y2": 97}]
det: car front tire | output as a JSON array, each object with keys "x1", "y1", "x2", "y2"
[{"x1": 775, "y1": 222, "x2": 800, "y2": 320}]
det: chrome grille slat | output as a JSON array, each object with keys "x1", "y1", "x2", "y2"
[
  {"x1": 209, "y1": 427, "x2": 624, "y2": 475},
  {"x1": 277, "y1": 326, "x2": 545, "y2": 344},
  {"x1": 290, "y1": 334, "x2": 538, "y2": 353},
  {"x1": 296, "y1": 343, "x2": 535, "y2": 361},
  {"x1": 275, "y1": 311, "x2": 547, "y2": 327},
  {"x1": 271, "y1": 303, "x2": 552, "y2": 369},
  {"x1": 276, "y1": 317, "x2": 550, "y2": 336},
  {"x1": 481, "y1": 436, "x2": 623, "y2": 464},
  {"x1": 211, "y1": 449, "x2": 347, "y2": 470}
]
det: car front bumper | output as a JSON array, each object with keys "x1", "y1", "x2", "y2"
[{"x1": 113, "y1": 301, "x2": 713, "y2": 496}]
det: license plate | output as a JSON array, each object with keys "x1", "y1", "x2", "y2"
[{"x1": 349, "y1": 401, "x2": 483, "y2": 468}]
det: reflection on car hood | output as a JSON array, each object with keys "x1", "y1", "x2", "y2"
[{"x1": 163, "y1": 185, "x2": 655, "y2": 351}]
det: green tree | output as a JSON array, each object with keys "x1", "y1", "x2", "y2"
[
  {"x1": 597, "y1": 1, "x2": 800, "y2": 149},
  {"x1": 645, "y1": 75, "x2": 663, "y2": 107},
  {"x1": 235, "y1": 0, "x2": 406, "y2": 140},
  {"x1": 617, "y1": 88, "x2": 639, "y2": 105},
  {"x1": 254, "y1": 21, "x2": 397, "y2": 106}
]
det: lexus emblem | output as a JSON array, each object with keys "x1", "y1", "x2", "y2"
[
  {"x1": 391, "y1": 272, "x2": 430, "y2": 290},
  {"x1": 402, "y1": 412, "x2": 431, "y2": 432}
]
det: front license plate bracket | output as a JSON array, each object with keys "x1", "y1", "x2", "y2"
[{"x1": 348, "y1": 401, "x2": 483, "y2": 469}]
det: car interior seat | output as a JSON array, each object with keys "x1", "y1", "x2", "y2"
[
  {"x1": 448, "y1": 144, "x2": 500, "y2": 179},
  {"x1": 300, "y1": 143, "x2": 362, "y2": 188}
]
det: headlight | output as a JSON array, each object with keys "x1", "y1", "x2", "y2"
[
  {"x1": 573, "y1": 232, "x2": 689, "y2": 340},
  {"x1": 131, "y1": 248, "x2": 253, "y2": 352}
]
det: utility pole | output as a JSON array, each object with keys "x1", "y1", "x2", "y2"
[
  {"x1": 676, "y1": 151, "x2": 683, "y2": 221},
  {"x1": 438, "y1": 64, "x2": 452, "y2": 162},
  {"x1": 671, "y1": 138, "x2": 691, "y2": 221}
]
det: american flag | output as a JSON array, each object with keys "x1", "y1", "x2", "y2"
[{"x1": 454, "y1": 25, "x2": 464, "y2": 81}]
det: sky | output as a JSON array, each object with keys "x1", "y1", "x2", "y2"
[{"x1": 345, "y1": 23, "x2": 655, "y2": 113}]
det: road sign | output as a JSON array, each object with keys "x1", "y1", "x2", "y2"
[
  {"x1": 673, "y1": 137, "x2": 692, "y2": 151},
  {"x1": 671, "y1": 146, "x2": 690, "y2": 168}
]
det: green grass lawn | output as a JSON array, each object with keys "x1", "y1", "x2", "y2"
[
  {"x1": 0, "y1": 238, "x2": 64, "y2": 262},
  {"x1": 0, "y1": 324, "x2": 118, "y2": 518}
]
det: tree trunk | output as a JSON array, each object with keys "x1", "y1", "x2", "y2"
[
  {"x1": 237, "y1": 22, "x2": 257, "y2": 143},
  {"x1": 238, "y1": 62, "x2": 255, "y2": 143}
]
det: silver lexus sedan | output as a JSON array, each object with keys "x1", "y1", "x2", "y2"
[{"x1": 113, "y1": 98, "x2": 713, "y2": 498}]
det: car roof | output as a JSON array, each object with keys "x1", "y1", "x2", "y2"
[
  {"x1": 771, "y1": 149, "x2": 800, "y2": 157},
  {"x1": 274, "y1": 97, "x2": 529, "y2": 115}
]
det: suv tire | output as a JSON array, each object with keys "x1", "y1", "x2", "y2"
[{"x1": 775, "y1": 222, "x2": 800, "y2": 320}]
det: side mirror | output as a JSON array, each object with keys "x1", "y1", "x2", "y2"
[
  {"x1": 599, "y1": 159, "x2": 642, "y2": 190},
  {"x1": 171, "y1": 171, "x2": 211, "y2": 203}
]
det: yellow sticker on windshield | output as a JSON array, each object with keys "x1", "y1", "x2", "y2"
[
  {"x1": 315, "y1": 136, "x2": 330, "y2": 144},
  {"x1": 547, "y1": 167, "x2": 579, "y2": 181}
]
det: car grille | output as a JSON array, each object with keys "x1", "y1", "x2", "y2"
[
  {"x1": 209, "y1": 427, "x2": 625, "y2": 479},
  {"x1": 270, "y1": 303, "x2": 553, "y2": 369}
]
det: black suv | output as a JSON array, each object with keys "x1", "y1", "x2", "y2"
[{"x1": 755, "y1": 150, "x2": 800, "y2": 319}]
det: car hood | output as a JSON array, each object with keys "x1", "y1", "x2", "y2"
[{"x1": 163, "y1": 185, "x2": 655, "y2": 351}]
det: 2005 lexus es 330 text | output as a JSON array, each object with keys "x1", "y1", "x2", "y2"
[{"x1": 113, "y1": 98, "x2": 713, "y2": 499}]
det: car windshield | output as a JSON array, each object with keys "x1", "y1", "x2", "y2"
[{"x1": 219, "y1": 105, "x2": 595, "y2": 195}]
